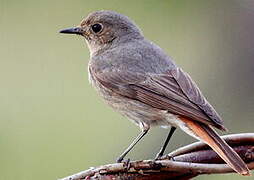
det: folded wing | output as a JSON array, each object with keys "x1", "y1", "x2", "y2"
[{"x1": 93, "y1": 67, "x2": 226, "y2": 131}]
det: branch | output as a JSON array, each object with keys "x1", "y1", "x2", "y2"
[{"x1": 60, "y1": 133, "x2": 254, "y2": 180}]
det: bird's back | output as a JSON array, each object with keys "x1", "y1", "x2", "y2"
[{"x1": 89, "y1": 38, "x2": 176, "y2": 75}]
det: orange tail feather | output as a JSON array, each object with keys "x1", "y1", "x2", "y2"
[{"x1": 180, "y1": 117, "x2": 250, "y2": 176}]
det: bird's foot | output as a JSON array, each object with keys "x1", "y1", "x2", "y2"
[
  {"x1": 154, "y1": 152, "x2": 163, "y2": 161},
  {"x1": 116, "y1": 158, "x2": 131, "y2": 170},
  {"x1": 165, "y1": 155, "x2": 175, "y2": 161},
  {"x1": 116, "y1": 156, "x2": 124, "y2": 163},
  {"x1": 154, "y1": 154, "x2": 175, "y2": 161}
]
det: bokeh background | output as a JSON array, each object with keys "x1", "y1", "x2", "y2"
[{"x1": 0, "y1": 0, "x2": 253, "y2": 179}]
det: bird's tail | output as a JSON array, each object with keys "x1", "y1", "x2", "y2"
[{"x1": 180, "y1": 117, "x2": 250, "y2": 176}]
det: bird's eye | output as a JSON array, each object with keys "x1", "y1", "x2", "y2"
[{"x1": 91, "y1": 23, "x2": 102, "y2": 33}]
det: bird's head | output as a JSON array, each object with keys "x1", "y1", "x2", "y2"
[{"x1": 60, "y1": 10, "x2": 143, "y2": 55}]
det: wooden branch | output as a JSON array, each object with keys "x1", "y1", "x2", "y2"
[{"x1": 60, "y1": 133, "x2": 254, "y2": 180}]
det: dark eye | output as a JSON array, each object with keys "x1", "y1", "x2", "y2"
[{"x1": 91, "y1": 23, "x2": 102, "y2": 33}]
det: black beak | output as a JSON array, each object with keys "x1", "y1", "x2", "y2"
[{"x1": 59, "y1": 27, "x2": 83, "y2": 35}]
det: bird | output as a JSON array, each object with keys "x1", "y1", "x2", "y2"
[{"x1": 60, "y1": 10, "x2": 250, "y2": 176}]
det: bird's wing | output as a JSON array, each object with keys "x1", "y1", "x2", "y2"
[
  {"x1": 93, "y1": 67, "x2": 226, "y2": 130},
  {"x1": 170, "y1": 68, "x2": 225, "y2": 129}
]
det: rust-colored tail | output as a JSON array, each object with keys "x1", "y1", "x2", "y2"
[{"x1": 180, "y1": 118, "x2": 250, "y2": 176}]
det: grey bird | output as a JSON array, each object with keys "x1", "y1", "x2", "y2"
[{"x1": 60, "y1": 10, "x2": 250, "y2": 176}]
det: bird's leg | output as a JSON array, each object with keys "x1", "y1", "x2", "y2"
[
  {"x1": 155, "y1": 126, "x2": 176, "y2": 160},
  {"x1": 117, "y1": 129, "x2": 149, "y2": 163}
]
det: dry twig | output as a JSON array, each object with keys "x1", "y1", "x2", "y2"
[{"x1": 60, "y1": 133, "x2": 254, "y2": 180}]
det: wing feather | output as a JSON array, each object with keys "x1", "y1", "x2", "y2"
[{"x1": 93, "y1": 67, "x2": 226, "y2": 130}]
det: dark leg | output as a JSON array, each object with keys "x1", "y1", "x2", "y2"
[
  {"x1": 155, "y1": 126, "x2": 176, "y2": 160},
  {"x1": 117, "y1": 129, "x2": 148, "y2": 163}
]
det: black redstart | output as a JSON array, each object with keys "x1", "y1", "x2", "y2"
[{"x1": 60, "y1": 10, "x2": 250, "y2": 176}]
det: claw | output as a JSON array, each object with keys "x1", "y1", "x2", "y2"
[
  {"x1": 123, "y1": 158, "x2": 131, "y2": 170},
  {"x1": 155, "y1": 154, "x2": 175, "y2": 161},
  {"x1": 154, "y1": 152, "x2": 163, "y2": 160},
  {"x1": 116, "y1": 158, "x2": 131, "y2": 170},
  {"x1": 165, "y1": 155, "x2": 175, "y2": 161}
]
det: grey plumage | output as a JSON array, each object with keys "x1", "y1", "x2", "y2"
[
  {"x1": 86, "y1": 11, "x2": 224, "y2": 131},
  {"x1": 60, "y1": 10, "x2": 250, "y2": 175}
]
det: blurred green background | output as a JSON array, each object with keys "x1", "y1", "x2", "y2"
[{"x1": 0, "y1": 0, "x2": 253, "y2": 179}]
